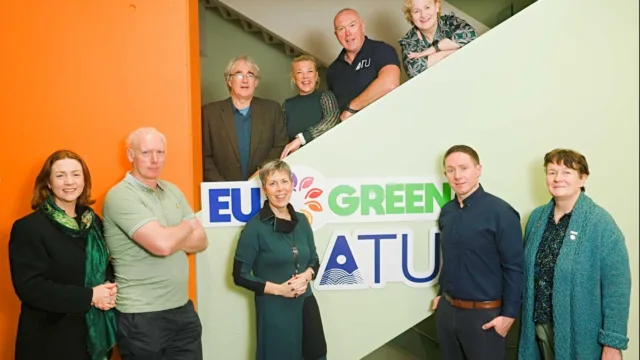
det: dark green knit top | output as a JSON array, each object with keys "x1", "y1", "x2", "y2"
[{"x1": 282, "y1": 90, "x2": 340, "y2": 143}]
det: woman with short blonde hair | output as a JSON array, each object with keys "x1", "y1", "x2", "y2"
[{"x1": 280, "y1": 55, "x2": 341, "y2": 159}]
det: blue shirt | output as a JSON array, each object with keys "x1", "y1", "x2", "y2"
[
  {"x1": 437, "y1": 185, "x2": 524, "y2": 318},
  {"x1": 233, "y1": 105, "x2": 251, "y2": 180},
  {"x1": 327, "y1": 36, "x2": 400, "y2": 111}
]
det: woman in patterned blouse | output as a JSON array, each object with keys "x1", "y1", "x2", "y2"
[
  {"x1": 280, "y1": 55, "x2": 341, "y2": 159},
  {"x1": 398, "y1": 0, "x2": 477, "y2": 79}
]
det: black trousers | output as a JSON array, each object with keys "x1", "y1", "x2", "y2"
[
  {"x1": 116, "y1": 300, "x2": 203, "y2": 360},
  {"x1": 435, "y1": 298, "x2": 506, "y2": 360}
]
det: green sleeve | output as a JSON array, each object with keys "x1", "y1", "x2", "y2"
[
  {"x1": 305, "y1": 91, "x2": 341, "y2": 142},
  {"x1": 598, "y1": 222, "x2": 631, "y2": 349},
  {"x1": 444, "y1": 13, "x2": 477, "y2": 47},
  {"x1": 232, "y1": 222, "x2": 267, "y2": 294},
  {"x1": 399, "y1": 35, "x2": 428, "y2": 79}
]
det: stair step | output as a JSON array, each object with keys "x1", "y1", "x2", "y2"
[
  {"x1": 283, "y1": 44, "x2": 299, "y2": 57},
  {"x1": 240, "y1": 19, "x2": 260, "y2": 32},
  {"x1": 389, "y1": 315, "x2": 439, "y2": 359},
  {"x1": 203, "y1": 0, "x2": 217, "y2": 9},
  {"x1": 217, "y1": 6, "x2": 238, "y2": 20},
  {"x1": 362, "y1": 343, "x2": 420, "y2": 360},
  {"x1": 203, "y1": 4, "x2": 329, "y2": 66},
  {"x1": 261, "y1": 31, "x2": 280, "y2": 44}
]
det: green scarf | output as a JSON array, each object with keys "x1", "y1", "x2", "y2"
[{"x1": 41, "y1": 196, "x2": 117, "y2": 360}]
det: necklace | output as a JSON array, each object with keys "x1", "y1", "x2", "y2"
[{"x1": 281, "y1": 232, "x2": 300, "y2": 275}]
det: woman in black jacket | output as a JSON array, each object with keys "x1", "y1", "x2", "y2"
[{"x1": 9, "y1": 150, "x2": 118, "y2": 360}]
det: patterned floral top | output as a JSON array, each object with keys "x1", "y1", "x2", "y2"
[
  {"x1": 398, "y1": 12, "x2": 477, "y2": 79},
  {"x1": 533, "y1": 208, "x2": 572, "y2": 324}
]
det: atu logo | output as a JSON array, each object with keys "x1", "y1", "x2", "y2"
[{"x1": 315, "y1": 228, "x2": 441, "y2": 290}]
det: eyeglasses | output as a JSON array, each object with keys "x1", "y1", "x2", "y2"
[{"x1": 230, "y1": 72, "x2": 257, "y2": 80}]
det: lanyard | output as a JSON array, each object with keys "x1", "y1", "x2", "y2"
[{"x1": 282, "y1": 233, "x2": 300, "y2": 275}]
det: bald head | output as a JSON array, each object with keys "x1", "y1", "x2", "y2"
[
  {"x1": 334, "y1": 8, "x2": 361, "y2": 25},
  {"x1": 126, "y1": 127, "x2": 167, "y2": 182},
  {"x1": 333, "y1": 8, "x2": 366, "y2": 55},
  {"x1": 126, "y1": 127, "x2": 166, "y2": 151}
]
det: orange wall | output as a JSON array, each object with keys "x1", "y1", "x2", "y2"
[{"x1": 0, "y1": 1, "x2": 201, "y2": 358}]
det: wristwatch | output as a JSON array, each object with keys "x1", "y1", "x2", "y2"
[
  {"x1": 346, "y1": 106, "x2": 359, "y2": 114},
  {"x1": 432, "y1": 39, "x2": 441, "y2": 52}
]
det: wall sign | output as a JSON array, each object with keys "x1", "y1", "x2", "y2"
[
  {"x1": 200, "y1": 166, "x2": 451, "y2": 290},
  {"x1": 201, "y1": 166, "x2": 451, "y2": 231}
]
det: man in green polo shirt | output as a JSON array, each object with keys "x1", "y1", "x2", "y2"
[{"x1": 102, "y1": 127, "x2": 208, "y2": 360}]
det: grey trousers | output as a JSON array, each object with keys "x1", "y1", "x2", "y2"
[{"x1": 535, "y1": 323, "x2": 555, "y2": 360}]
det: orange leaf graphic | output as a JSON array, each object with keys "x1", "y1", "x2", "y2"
[
  {"x1": 299, "y1": 176, "x2": 314, "y2": 190},
  {"x1": 305, "y1": 188, "x2": 323, "y2": 199},
  {"x1": 300, "y1": 209, "x2": 313, "y2": 224},
  {"x1": 304, "y1": 200, "x2": 323, "y2": 212}
]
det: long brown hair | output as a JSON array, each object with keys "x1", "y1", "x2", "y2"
[{"x1": 31, "y1": 150, "x2": 95, "y2": 210}]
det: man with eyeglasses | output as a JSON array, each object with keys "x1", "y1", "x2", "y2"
[{"x1": 201, "y1": 55, "x2": 288, "y2": 182}]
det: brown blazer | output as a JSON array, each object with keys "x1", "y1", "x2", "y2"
[{"x1": 201, "y1": 96, "x2": 288, "y2": 182}]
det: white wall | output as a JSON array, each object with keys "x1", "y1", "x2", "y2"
[
  {"x1": 446, "y1": 0, "x2": 513, "y2": 27},
  {"x1": 216, "y1": 0, "x2": 490, "y2": 68},
  {"x1": 196, "y1": 0, "x2": 639, "y2": 358}
]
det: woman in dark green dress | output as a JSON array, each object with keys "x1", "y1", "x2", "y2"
[
  {"x1": 280, "y1": 55, "x2": 341, "y2": 159},
  {"x1": 232, "y1": 160, "x2": 327, "y2": 360}
]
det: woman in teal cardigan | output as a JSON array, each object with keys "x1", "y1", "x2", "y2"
[{"x1": 518, "y1": 149, "x2": 631, "y2": 360}]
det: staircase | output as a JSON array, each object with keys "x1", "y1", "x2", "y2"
[
  {"x1": 203, "y1": 0, "x2": 308, "y2": 62},
  {"x1": 202, "y1": 0, "x2": 491, "y2": 69}
]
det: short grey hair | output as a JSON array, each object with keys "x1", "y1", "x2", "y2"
[
  {"x1": 126, "y1": 127, "x2": 167, "y2": 150},
  {"x1": 259, "y1": 160, "x2": 292, "y2": 185},
  {"x1": 223, "y1": 55, "x2": 261, "y2": 91}
]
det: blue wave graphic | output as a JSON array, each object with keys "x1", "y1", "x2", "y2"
[{"x1": 319, "y1": 268, "x2": 364, "y2": 285}]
